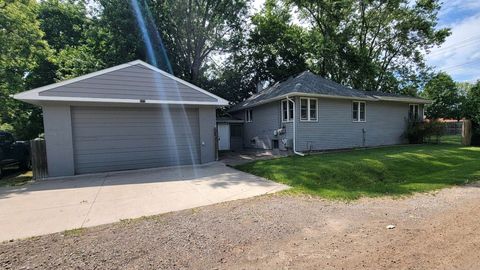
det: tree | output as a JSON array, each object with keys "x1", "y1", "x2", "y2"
[
  {"x1": 462, "y1": 81, "x2": 480, "y2": 145},
  {"x1": 464, "y1": 81, "x2": 480, "y2": 124},
  {"x1": 423, "y1": 72, "x2": 463, "y2": 120},
  {"x1": 27, "y1": 0, "x2": 93, "y2": 88},
  {"x1": 38, "y1": 0, "x2": 89, "y2": 51},
  {"x1": 287, "y1": 0, "x2": 450, "y2": 94},
  {"x1": 244, "y1": 0, "x2": 309, "y2": 84},
  {"x1": 151, "y1": 0, "x2": 248, "y2": 83},
  {"x1": 207, "y1": 0, "x2": 310, "y2": 104},
  {"x1": 95, "y1": 0, "x2": 248, "y2": 84},
  {"x1": 0, "y1": 0, "x2": 50, "y2": 139}
]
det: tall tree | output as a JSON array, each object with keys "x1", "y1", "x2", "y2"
[
  {"x1": 0, "y1": 0, "x2": 50, "y2": 139},
  {"x1": 463, "y1": 81, "x2": 480, "y2": 124},
  {"x1": 95, "y1": 0, "x2": 248, "y2": 84},
  {"x1": 288, "y1": 0, "x2": 450, "y2": 93},
  {"x1": 244, "y1": 0, "x2": 309, "y2": 84},
  {"x1": 423, "y1": 72, "x2": 463, "y2": 120},
  {"x1": 151, "y1": 0, "x2": 248, "y2": 83},
  {"x1": 38, "y1": 0, "x2": 89, "y2": 51},
  {"x1": 207, "y1": 0, "x2": 310, "y2": 104}
]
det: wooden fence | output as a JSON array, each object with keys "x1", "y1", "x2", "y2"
[{"x1": 30, "y1": 138, "x2": 48, "y2": 180}]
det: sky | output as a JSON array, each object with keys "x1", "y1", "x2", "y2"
[
  {"x1": 426, "y1": 0, "x2": 480, "y2": 82},
  {"x1": 251, "y1": 0, "x2": 480, "y2": 83}
]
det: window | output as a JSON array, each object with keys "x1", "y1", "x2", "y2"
[
  {"x1": 353, "y1": 101, "x2": 366, "y2": 122},
  {"x1": 245, "y1": 109, "x2": 253, "y2": 122},
  {"x1": 409, "y1": 104, "x2": 420, "y2": 121},
  {"x1": 281, "y1": 99, "x2": 294, "y2": 122},
  {"x1": 300, "y1": 98, "x2": 318, "y2": 121}
]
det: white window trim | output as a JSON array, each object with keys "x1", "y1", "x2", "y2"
[
  {"x1": 300, "y1": 97, "x2": 318, "y2": 122},
  {"x1": 409, "y1": 104, "x2": 420, "y2": 121},
  {"x1": 352, "y1": 101, "x2": 366, "y2": 123},
  {"x1": 245, "y1": 109, "x2": 253, "y2": 123},
  {"x1": 281, "y1": 99, "x2": 294, "y2": 123}
]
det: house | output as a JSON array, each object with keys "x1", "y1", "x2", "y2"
[
  {"x1": 14, "y1": 60, "x2": 228, "y2": 177},
  {"x1": 225, "y1": 71, "x2": 430, "y2": 153}
]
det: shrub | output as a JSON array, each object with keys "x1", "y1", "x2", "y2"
[
  {"x1": 404, "y1": 120, "x2": 445, "y2": 144},
  {"x1": 404, "y1": 120, "x2": 426, "y2": 144}
]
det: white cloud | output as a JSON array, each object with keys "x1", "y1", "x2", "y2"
[
  {"x1": 439, "y1": 0, "x2": 480, "y2": 17},
  {"x1": 426, "y1": 13, "x2": 480, "y2": 81}
]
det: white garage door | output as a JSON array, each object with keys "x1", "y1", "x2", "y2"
[{"x1": 71, "y1": 106, "x2": 200, "y2": 174}]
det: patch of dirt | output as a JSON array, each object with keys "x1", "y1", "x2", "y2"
[{"x1": 1, "y1": 184, "x2": 480, "y2": 269}]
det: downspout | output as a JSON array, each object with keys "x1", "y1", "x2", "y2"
[{"x1": 286, "y1": 96, "x2": 305, "y2": 156}]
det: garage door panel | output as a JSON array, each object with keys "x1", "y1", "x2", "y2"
[
  {"x1": 75, "y1": 143, "x2": 198, "y2": 154},
  {"x1": 73, "y1": 125, "x2": 198, "y2": 137},
  {"x1": 72, "y1": 106, "x2": 200, "y2": 174},
  {"x1": 75, "y1": 148, "x2": 198, "y2": 162}
]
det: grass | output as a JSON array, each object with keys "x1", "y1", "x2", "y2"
[
  {"x1": 0, "y1": 171, "x2": 33, "y2": 188},
  {"x1": 236, "y1": 135, "x2": 480, "y2": 200},
  {"x1": 62, "y1": 228, "x2": 85, "y2": 237}
]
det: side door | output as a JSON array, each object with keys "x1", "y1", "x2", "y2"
[{"x1": 217, "y1": 123, "x2": 231, "y2": 151}]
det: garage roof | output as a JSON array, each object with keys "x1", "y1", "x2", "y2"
[{"x1": 13, "y1": 60, "x2": 229, "y2": 106}]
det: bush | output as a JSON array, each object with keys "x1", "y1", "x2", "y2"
[
  {"x1": 404, "y1": 120, "x2": 445, "y2": 144},
  {"x1": 404, "y1": 121, "x2": 426, "y2": 144}
]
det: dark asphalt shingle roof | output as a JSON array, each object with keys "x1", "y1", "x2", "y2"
[{"x1": 229, "y1": 71, "x2": 429, "y2": 112}]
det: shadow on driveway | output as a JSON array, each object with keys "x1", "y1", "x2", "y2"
[{"x1": 0, "y1": 162, "x2": 289, "y2": 241}]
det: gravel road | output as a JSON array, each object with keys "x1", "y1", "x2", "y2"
[{"x1": 1, "y1": 183, "x2": 480, "y2": 269}]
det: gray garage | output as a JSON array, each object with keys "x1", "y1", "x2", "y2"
[{"x1": 14, "y1": 60, "x2": 228, "y2": 177}]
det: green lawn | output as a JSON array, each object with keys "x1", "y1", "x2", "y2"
[{"x1": 236, "y1": 136, "x2": 480, "y2": 200}]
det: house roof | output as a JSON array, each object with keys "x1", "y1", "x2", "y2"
[
  {"x1": 13, "y1": 60, "x2": 229, "y2": 106},
  {"x1": 229, "y1": 71, "x2": 430, "y2": 112}
]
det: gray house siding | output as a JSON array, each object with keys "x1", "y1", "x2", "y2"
[
  {"x1": 236, "y1": 96, "x2": 423, "y2": 152},
  {"x1": 39, "y1": 64, "x2": 217, "y2": 102},
  {"x1": 42, "y1": 105, "x2": 75, "y2": 177},
  {"x1": 295, "y1": 99, "x2": 419, "y2": 151},
  {"x1": 234, "y1": 101, "x2": 287, "y2": 149}
]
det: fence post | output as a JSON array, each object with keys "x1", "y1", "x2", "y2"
[
  {"x1": 30, "y1": 138, "x2": 48, "y2": 180},
  {"x1": 462, "y1": 120, "x2": 472, "y2": 146}
]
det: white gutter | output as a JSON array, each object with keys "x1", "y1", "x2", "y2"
[{"x1": 286, "y1": 96, "x2": 304, "y2": 156}]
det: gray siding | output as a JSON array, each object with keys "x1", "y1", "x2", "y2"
[
  {"x1": 40, "y1": 64, "x2": 217, "y2": 102},
  {"x1": 42, "y1": 105, "x2": 75, "y2": 177},
  {"x1": 235, "y1": 101, "x2": 288, "y2": 150},
  {"x1": 237, "y1": 97, "x2": 422, "y2": 151},
  {"x1": 71, "y1": 106, "x2": 201, "y2": 174},
  {"x1": 295, "y1": 99, "x2": 413, "y2": 151}
]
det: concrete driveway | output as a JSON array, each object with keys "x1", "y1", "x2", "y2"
[{"x1": 0, "y1": 162, "x2": 288, "y2": 241}]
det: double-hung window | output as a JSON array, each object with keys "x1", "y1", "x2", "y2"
[
  {"x1": 281, "y1": 99, "x2": 294, "y2": 122},
  {"x1": 300, "y1": 98, "x2": 318, "y2": 121},
  {"x1": 409, "y1": 104, "x2": 419, "y2": 121},
  {"x1": 245, "y1": 109, "x2": 253, "y2": 122},
  {"x1": 352, "y1": 101, "x2": 366, "y2": 122}
]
